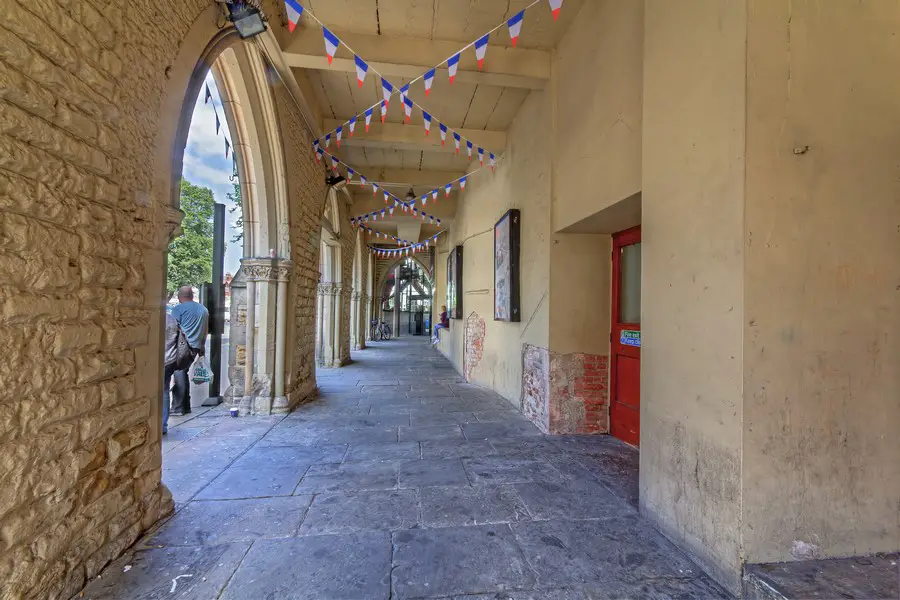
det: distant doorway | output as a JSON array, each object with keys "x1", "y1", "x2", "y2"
[{"x1": 610, "y1": 226, "x2": 641, "y2": 446}]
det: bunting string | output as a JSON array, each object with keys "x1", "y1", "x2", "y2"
[
  {"x1": 366, "y1": 229, "x2": 449, "y2": 258},
  {"x1": 204, "y1": 82, "x2": 239, "y2": 175},
  {"x1": 284, "y1": 0, "x2": 564, "y2": 156}
]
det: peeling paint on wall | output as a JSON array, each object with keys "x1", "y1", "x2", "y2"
[{"x1": 522, "y1": 344, "x2": 550, "y2": 432}]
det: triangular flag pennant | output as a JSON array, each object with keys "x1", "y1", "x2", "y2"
[
  {"x1": 316, "y1": 147, "x2": 324, "y2": 162},
  {"x1": 381, "y1": 78, "x2": 393, "y2": 106},
  {"x1": 365, "y1": 108, "x2": 373, "y2": 132},
  {"x1": 478, "y1": 147, "x2": 484, "y2": 166},
  {"x1": 445, "y1": 183, "x2": 452, "y2": 197},
  {"x1": 454, "y1": 132, "x2": 461, "y2": 154},
  {"x1": 323, "y1": 28, "x2": 340, "y2": 64},
  {"x1": 507, "y1": 11, "x2": 525, "y2": 46},
  {"x1": 430, "y1": 215, "x2": 435, "y2": 223},
  {"x1": 447, "y1": 53, "x2": 460, "y2": 84},
  {"x1": 422, "y1": 211, "x2": 427, "y2": 221},
  {"x1": 381, "y1": 100, "x2": 388, "y2": 123},
  {"x1": 354, "y1": 55, "x2": 368, "y2": 87},
  {"x1": 437, "y1": 218, "x2": 442, "y2": 225},
  {"x1": 349, "y1": 116, "x2": 357, "y2": 137},
  {"x1": 399, "y1": 84, "x2": 409, "y2": 106},
  {"x1": 474, "y1": 34, "x2": 489, "y2": 70},
  {"x1": 215, "y1": 111, "x2": 221, "y2": 135},
  {"x1": 440, "y1": 122, "x2": 448, "y2": 146},
  {"x1": 225, "y1": 138, "x2": 231, "y2": 158},
  {"x1": 383, "y1": 190, "x2": 390, "y2": 203},
  {"x1": 336, "y1": 126, "x2": 343, "y2": 147},
  {"x1": 372, "y1": 182, "x2": 378, "y2": 195},
  {"x1": 423, "y1": 111, "x2": 432, "y2": 136},
  {"x1": 413, "y1": 208, "x2": 419, "y2": 216},
  {"x1": 331, "y1": 156, "x2": 339, "y2": 172},
  {"x1": 460, "y1": 176, "x2": 467, "y2": 190},
  {"x1": 361, "y1": 175, "x2": 367, "y2": 186},
  {"x1": 381, "y1": 209, "x2": 386, "y2": 218},
  {"x1": 424, "y1": 68, "x2": 435, "y2": 96},
  {"x1": 204, "y1": 84, "x2": 212, "y2": 104},
  {"x1": 421, "y1": 194, "x2": 428, "y2": 206},
  {"x1": 467, "y1": 140, "x2": 474, "y2": 160},
  {"x1": 285, "y1": 0, "x2": 304, "y2": 32},
  {"x1": 490, "y1": 152, "x2": 496, "y2": 172},
  {"x1": 548, "y1": 0, "x2": 563, "y2": 20},
  {"x1": 347, "y1": 167, "x2": 355, "y2": 180},
  {"x1": 324, "y1": 133, "x2": 331, "y2": 149},
  {"x1": 403, "y1": 94, "x2": 413, "y2": 122},
  {"x1": 432, "y1": 189, "x2": 439, "y2": 201},
  {"x1": 389, "y1": 205, "x2": 394, "y2": 215}
]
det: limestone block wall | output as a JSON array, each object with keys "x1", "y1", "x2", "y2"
[
  {"x1": 0, "y1": 0, "x2": 320, "y2": 597},
  {"x1": 274, "y1": 85, "x2": 328, "y2": 403}
]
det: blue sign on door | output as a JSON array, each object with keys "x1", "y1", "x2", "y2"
[{"x1": 620, "y1": 330, "x2": 641, "y2": 347}]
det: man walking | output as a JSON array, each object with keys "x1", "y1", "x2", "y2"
[{"x1": 171, "y1": 286, "x2": 209, "y2": 415}]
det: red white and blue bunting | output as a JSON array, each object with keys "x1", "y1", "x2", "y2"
[{"x1": 366, "y1": 230, "x2": 448, "y2": 258}]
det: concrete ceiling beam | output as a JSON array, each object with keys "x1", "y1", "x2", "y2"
[
  {"x1": 283, "y1": 30, "x2": 550, "y2": 90},
  {"x1": 324, "y1": 119, "x2": 505, "y2": 154}
]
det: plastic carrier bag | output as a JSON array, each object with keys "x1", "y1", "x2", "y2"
[{"x1": 189, "y1": 355, "x2": 214, "y2": 385}]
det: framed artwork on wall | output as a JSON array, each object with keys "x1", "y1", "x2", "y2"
[
  {"x1": 494, "y1": 209, "x2": 521, "y2": 322},
  {"x1": 447, "y1": 245, "x2": 463, "y2": 319}
]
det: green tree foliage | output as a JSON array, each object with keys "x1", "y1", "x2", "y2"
[
  {"x1": 167, "y1": 180, "x2": 215, "y2": 298},
  {"x1": 227, "y1": 182, "x2": 243, "y2": 244}
]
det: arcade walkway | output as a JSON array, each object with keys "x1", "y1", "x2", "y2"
[{"x1": 81, "y1": 339, "x2": 728, "y2": 599}]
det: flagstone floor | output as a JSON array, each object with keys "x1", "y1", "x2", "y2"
[{"x1": 81, "y1": 338, "x2": 730, "y2": 599}]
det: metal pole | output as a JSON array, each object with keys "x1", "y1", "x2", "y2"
[{"x1": 204, "y1": 203, "x2": 225, "y2": 405}]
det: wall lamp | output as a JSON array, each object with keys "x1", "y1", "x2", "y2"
[
  {"x1": 225, "y1": 1, "x2": 268, "y2": 39},
  {"x1": 326, "y1": 175, "x2": 347, "y2": 190}
]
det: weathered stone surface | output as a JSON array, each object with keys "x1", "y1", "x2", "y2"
[
  {"x1": 220, "y1": 533, "x2": 391, "y2": 600},
  {"x1": 298, "y1": 490, "x2": 419, "y2": 535},
  {"x1": 392, "y1": 525, "x2": 534, "y2": 599}
]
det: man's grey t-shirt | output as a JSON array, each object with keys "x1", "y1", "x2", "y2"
[{"x1": 171, "y1": 301, "x2": 209, "y2": 350}]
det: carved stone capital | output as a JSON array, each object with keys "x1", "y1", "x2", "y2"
[{"x1": 242, "y1": 257, "x2": 292, "y2": 283}]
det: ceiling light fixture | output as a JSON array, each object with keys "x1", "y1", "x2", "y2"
[{"x1": 405, "y1": 188, "x2": 416, "y2": 204}]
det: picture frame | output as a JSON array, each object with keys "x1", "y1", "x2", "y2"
[
  {"x1": 447, "y1": 245, "x2": 463, "y2": 319},
  {"x1": 493, "y1": 209, "x2": 521, "y2": 322}
]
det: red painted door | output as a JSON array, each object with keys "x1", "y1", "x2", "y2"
[{"x1": 610, "y1": 226, "x2": 641, "y2": 447}]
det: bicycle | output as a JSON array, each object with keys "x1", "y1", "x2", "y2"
[{"x1": 370, "y1": 320, "x2": 392, "y2": 341}]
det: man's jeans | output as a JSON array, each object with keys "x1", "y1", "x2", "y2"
[
  {"x1": 162, "y1": 362, "x2": 177, "y2": 433},
  {"x1": 433, "y1": 323, "x2": 447, "y2": 339}
]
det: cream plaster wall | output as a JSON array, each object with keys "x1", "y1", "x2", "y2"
[
  {"x1": 441, "y1": 89, "x2": 552, "y2": 405},
  {"x1": 552, "y1": 0, "x2": 643, "y2": 232},
  {"x1": 742, "y1": 0, "x2": 900, "y2": 564},
  {"x1": 639, "y1": 0, "x2": 746, "y2": 593},
  {"x1": 548, "y1": 234, "x2": 610, "y2": 357}
]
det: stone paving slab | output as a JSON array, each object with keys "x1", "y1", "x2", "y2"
[
  {"x1": 421, "y1": 439, "x2": 497, "y2": 460},
  {"x1": 147, "y1": 497, "x2": 313, "y2": 546},
  {"x1": 463, "y1": 456, "x2": 568, "y2": 486},
  {"x1": 346, "y1": 441, "x2": 421, "y2": 462},
  {"x1": 220, "y1": 533, "x2": 392, "y2": 600},
  {"x1": 295, "y1": 460, "x2": 400, "y2": 493},
  {"x1": 420, "y1": 485, "x2": 532, "y2": 528},
  {"x1": 512, "y1": 517, "x2": 720, "y2": 594},
  {"x1": 193, "y1": 465, "x2": 308, "y2": 500},
  {"x1": 162, "y1": 467, "x2": 223, "y2": 505},
  {"x1": 399, "y1": 424, "x2": 465, "y2": 442},
  {"x1": 299, "y1": 489, "x2": 419, "y2": 535},
  {"x1": 392, "y1": 524, "x2": 535, "y2": 598},
  {"x1": 79, "y1": 543, "x2": 252, "y2": 600},
  {"x1": 399, "y1": 458, "x2": 470, "y2": 487},
  {"x1": 233, "y1": 442, "x2": 347, "y2": 467}
]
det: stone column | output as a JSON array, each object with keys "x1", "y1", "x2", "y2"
[
  {"x1": 365, "y1": 293, "x2": 374, "y2": 342},
  {"x1": 273, "y1": 260, "x2": 292, "y2": 411},
  {"x1": 357, "y1": 292, "x2": 367, "y2": 350},
  {"x1": 315, "y1": 283, "x2": 325, "y2": 363},
  {"x1": 318, "y1": 283, "x2": 335, "y2": 367},
  {"x1": 241, "y1": 258, "x2": 289, "y2": 414},
  {"x1": 393, "y1": 265, "x2": 401, "y2": 338},
  {"x1": 349, "y1": 290, "x2": 359, "y2": 350},
  {"x1": 331, "y1": 283, "x2": 342, "y2": 366}
]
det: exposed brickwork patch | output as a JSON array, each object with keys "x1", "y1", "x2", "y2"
[
  {"x1": 521, "y1": 345, "x2": 609, "y2": 435},
  {"x1": 464, "y1": 311, "x2": 486, "y2": 382}
]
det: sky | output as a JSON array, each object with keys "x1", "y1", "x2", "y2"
[{"x1": 182, "y1": 72, "x2": 243, "y2": 278}]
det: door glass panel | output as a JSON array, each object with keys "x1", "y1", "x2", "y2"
[{"x1": 619, "y1": 242, "x2": 641, "y2": 324}]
